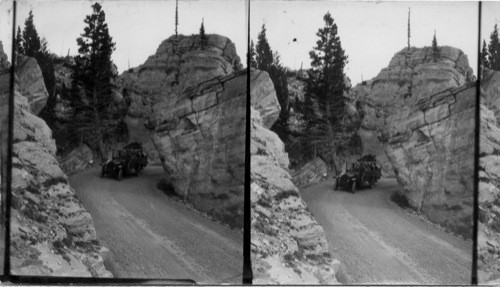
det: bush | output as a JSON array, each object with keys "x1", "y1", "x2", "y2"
[
  {"x1": 274, "y1": 189, "x2": 298, "y2": 201},
  {"x1": 157, "y1": 179, "x2": 179, "y2": 198},
  {"x1": 390, "y1": 191, "x2": 412, "y2": 209}
]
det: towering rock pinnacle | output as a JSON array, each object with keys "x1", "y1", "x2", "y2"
[
  {"x1": 119, "y1": 34, "x2": 245, "y2": 227},
  {"x1": 352, "y1": 46, "x2": 475, "y2": 238}
]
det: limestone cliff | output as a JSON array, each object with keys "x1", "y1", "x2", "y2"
[
  {"x1": 251, "y1": 69, "x2": 338, "y2": 284},
  {"x1": 5, "y1": 51, "x2": 111, "y2": 277},
  {"x1": 478, "y1": 67, "x2": 500, "y2": 283},
  {"x1": 119, "y1": 34, "x2": 244, "y2": 227},
  {"x1": 353, "y1": 46, "x2": 475, "y2": 238}
]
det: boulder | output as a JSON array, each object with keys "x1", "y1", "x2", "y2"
[
  {"x1": 251, "y1": 70, "x2": 338, "y2": 284},
  {"x1": 291, "y1": 157, "x2": 328, "y2": 188},
  {"x1": 353, "y1": 46, "x2": 475, "y2": 238},
  {"x1": 4, "y1": 54, "x2": 111, "y2": 277},
  {"x1": 119, "y1": 34, "x2": 244, "y2": 227},
  {"x1": 15, "y1": 54, "x2": 49, "y2": 115},
  {"x1": 58, "y1": 144, "x2": 96, "y2": 175}
]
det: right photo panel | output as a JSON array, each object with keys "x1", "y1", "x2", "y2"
[
  {"x1": 479, "y1": 2, "x2": 500, "y2": 285},
  {"x1": 250, "y1": 1, "x2": 477, "y2": 284}
]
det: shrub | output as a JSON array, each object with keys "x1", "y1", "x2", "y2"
[{"x1": 274, "y1": 189, "x2": 298, "y2": 201}]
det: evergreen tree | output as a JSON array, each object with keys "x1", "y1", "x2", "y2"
[
  {"x1": 255, "y1": 24, "x2": 274, "y2": 71},
  {"x1": 71, "y1": 2, "x2": 117, "y2": 160},
  {"x1": 17, "y1": 10, "x2": 56, "y2": 118},
  {"x1": 432, "y1": 30, "x2": 438, "y2": 62},
  {"x1": 482, "y1": 40, "x2": 490, "y2": 68},
  {"x1": 15, "y1": 26, "x2": 23, "y2": 54},
  {"x1": 199, "y1": 18, "x2": 207, "y2": 50},
  {"x1": 302, "y1": 12, "x2": 349, "y2": 162},
  {"x1": 407, "y1": 8, "x2": 411, "y2": 50},
  {"x1": 488, "y1": 24, "x2": 500, "y2": 70},
  {"x1": 254, "y1": 24, "x2": 290, "y2": 139},
  {"x1": 22, "y1": 10, "x2": 42, "y2": 57},
  {"x1": 249, "y1": 40, "x2": 257, "y2": 68},
  {"x1": 175, "y1": 0, "x2": 179, "y2": 37}
]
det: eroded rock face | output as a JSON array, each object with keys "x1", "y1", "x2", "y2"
[
  {"x1": 353, "y1": 46, "x2": 475, "y2": 238},
  {"x1": 6, "y1": 54, "x2": 111, "y2": 277},
  {"x1": 251, "y1": 70, "x2": 338, "y2": 284},
  {"x1": 58, "y1": 144, "x2": 96, "y2": 175},
  {"x1": 291, "y1": 157, "x2": 328, "y2": 188},
  {"x1": 478, "y1": 68, "x2": 500, "y2": 283},
  {"x1": 16, "y1": 54, "x2": 49, "y2": 115},
  {"x1": 119, "y1": 34, "x2": 244, "y2": 227}
]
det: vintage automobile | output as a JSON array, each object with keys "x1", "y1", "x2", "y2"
[
  {"x1": 101, "y1": 142, "x2": 148, "y2": 181},
  {"x1": 334, "y1": 155, "x2": 382, "y2": 193}
]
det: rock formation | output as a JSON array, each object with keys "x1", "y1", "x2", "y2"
[
  {"x1": 119, "y1": 34, "x2": 245, "y2": 227},
  {"x1": 478, "y1": 67, "x2": 500, "y2": 283},
  {"x1": 15, "y1": 54, "x2": 49, "y2": 115},
  {"x1": 353, "y1": 46, "x2": 475, "y2": 238},
  {"x1": 291, "y1": 157, "x2": 328, "y2": 188},
  {"x1": 251, "y1": 69, "x2": 339, "y2": 284},
  {"x1": 5, "y1": 50, "x2": 111, "y2": 277}
]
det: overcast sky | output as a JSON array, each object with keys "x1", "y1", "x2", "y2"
[
  {"x1": 251, "y1": 1, "x2": 479, "y2": 85},
  {"x1": 1, "y1": 0, "x2": 247, "y2": 73},
  {"x1": 482, "y1": 2, "x2": 500, "y2": 52}
]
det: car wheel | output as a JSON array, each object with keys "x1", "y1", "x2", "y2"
[
  {"x1": 101, "y1": 166, "x2": 105, "y2": 178},
  {"x1": 351, "y1": 181, "x2": 357, "y2": 194},
  {"x1": 333, "y1": 178, "x2": 338, "y2": 191},
  {"x1": 117, "y1": 169, "x2": 123, "y2": 181}
]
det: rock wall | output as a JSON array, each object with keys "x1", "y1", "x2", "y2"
[
  {"x1": 251, "y1": 69, "x2": 338, "y2": 284},
  {"x1": 119, "y1": 34, "x2": 244, "y2": 227},
  {"x1": 15, "y1": 55, "x2": 48, "y2": 115},
  {"x1": 478, "y1": 68, "x2": 500, "y2": 283},
  {"x1": 6, "y1": 52, "x2": 111, "y2": 277},
  {"x1": 291, "y1": 157, "x2": 328, "y2": 188},
  {"x1": 353, "y1": 46, "x2": 475, "y2": 238}
]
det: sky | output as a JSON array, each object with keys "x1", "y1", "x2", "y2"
[
  {"x1": 1, "y1": 0, "x2": 247, "y2": 73},
  {"x1": 250, "y1": 1, "x2": 479, "y2": 85}
]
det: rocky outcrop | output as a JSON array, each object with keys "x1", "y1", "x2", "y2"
[
  {"x1": 478, "y1": 67, "x2": 500, "y2": 283},
  {"x1": 7, "y1": 53, "x2": 111, "y2": 277},
  {"x1": 291, "y1": 157, "x2": 328, "y2": 188},
  {"x1": 119, "y1": 34, "x2": 244, "y2": 227},
  {"x1": 16, "y1": 54, "x2": 49, "y2": 115},
  {"x1": 251, "y1": 69, "x2": 338, "y2": 284},
  {"x1": 58, "y1": 144, "x2": 96, "y2": 175},
  {"x1": 353, "y1": 46, "x2": 475, "y2": 238}
]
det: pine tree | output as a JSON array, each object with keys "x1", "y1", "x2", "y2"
[
  {"x1": 249, "y1": 40, "x2": 257, "y2": 68},
  {"x1": 72, "y1": 2, "x2": 117, "y2": 160},
  {"x1": 15, "y1": 26, "x2": 23, "y2": 54},
  {"x1": 254, "y1": 24, "x2": 290, "y2": 139},
  {"x1": 175, "y1": 0, "x2": 179, "y2": 38},
  {"x1": 22, "y1": 10, "x2": 42, "y2": 57},
  {"x1": 199, "y1": 18, "x2": 207, "y2": 50},
  {"x1": 255, "y1": 24, "x2": 274, "y2": 71},
  {"x1": 407, "y1": 8, "x2": 411, "y2": 51},
  {"x1": 17, "y1": 10, "x2": 56, "y2": 117},
  {"x1": 488, "y1": 24, "x2": 500, "y2": 70},
  {"x1": 482, "y1": 40, "x2": 490, "y2": 68},
  {"x1": 432, "y1": 30, "x2": 438, "y2": 62},
  {"x1": 302, "y1": 12, "x2": 349, "y2": 162}
]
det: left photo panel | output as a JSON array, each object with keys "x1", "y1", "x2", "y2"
[
  {"x1": 8, "y1": 0, "x2": 246, "y2": 282},
  {"x1": 0, "y1": 0, "x2": 14, "y2": 276}
]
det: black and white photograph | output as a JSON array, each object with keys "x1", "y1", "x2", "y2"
[
  {"x1": 250, "y1": 1, "x2": 477, "y2": 284},
  {"x1": 5, "y1": 0, "x2": 245, "y2": 282},
  {"x1": 478, "y1": 2, "x2": 500, "y2": 284}
]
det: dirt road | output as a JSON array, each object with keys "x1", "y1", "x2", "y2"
[
  {"x1": 301, "y1": 178, "x2": 472, "y2": 284},
  {"x1": 70, "y1": 166, "x2": 242, "y2": 284}
]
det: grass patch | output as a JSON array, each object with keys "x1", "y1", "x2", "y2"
[
  {"x1": 274, "y1": 189, "x2": 298, "y2": 201},
  {"x1": 43, "y1": 176, "x2": 67, "y2": 188}
]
